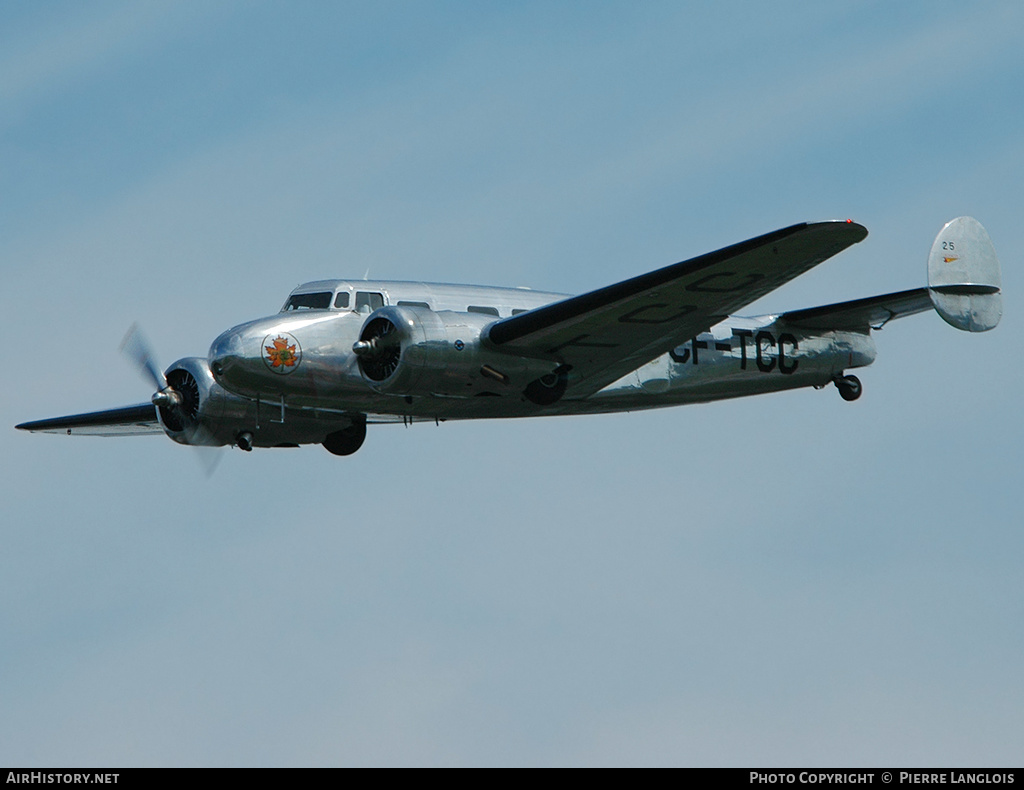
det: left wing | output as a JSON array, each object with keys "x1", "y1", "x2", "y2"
[
  {"x1": 16, "y1": 404, "x2": 162, "y2": 436},
  {"x1": 487, "y1": 220, "x2": 868, "y2": 396}
]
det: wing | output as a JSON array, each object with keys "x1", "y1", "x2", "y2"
[
  {"x1": 16, "y1": 403, "x2": 162, "y2": 436},
  {"x1": 779, "y1": 288, "x2": 932, "y2": 331},
  {"x1": 487, "y1": 220, "x2": 868, "y2": 396}
]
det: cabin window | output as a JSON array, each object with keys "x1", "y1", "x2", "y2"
[
  {"x1": 467, "y1": 305, "x2": 500, "y2": 317},
  {"x1": 334, "y1": 291, "x2": 350, "y2": 308},
  {"x1": 284, "y1": 292, "x2": 332, "y2": 310},
  {"x1": 398, "y1": 301, "x2": 430, "y2": 309},
  {"x1": 355, "y1": 291, "x2": 384, "y2": 313}
]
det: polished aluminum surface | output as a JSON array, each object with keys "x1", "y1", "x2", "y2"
[
  {"x1": 17, "y1": 217, "x2": 1002, "y2": 455},
  {"x1": 927, "y1": 216, "x2": 1002, "y2": 332}
]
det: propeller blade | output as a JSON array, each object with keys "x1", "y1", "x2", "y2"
[
  {"x1": 120, "y1": 323, "x2": 167, "y2": 392},
  {"x1": 185, "y1": 424, "x2": 225, "y2": 477}
]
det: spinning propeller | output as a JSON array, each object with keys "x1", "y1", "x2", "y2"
[
  {"x1": 120, "y1": 323, "x2": 180, "y2": 409},
  {"x1": 120, "y1": 323, "x2": 222, "y2": 475}
]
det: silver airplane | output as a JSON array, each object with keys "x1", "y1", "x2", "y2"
[{"x1": 17, "y1": 217, "x2": 1002, "y2": 459}]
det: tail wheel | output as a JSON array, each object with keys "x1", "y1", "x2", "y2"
[{"x1": 835, "y1": 374, "x2": 862, "y2": 402}]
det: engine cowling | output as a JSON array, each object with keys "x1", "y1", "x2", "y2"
[
  {"x1": 156, "y1": 357, "x2": 232, "y2": 445},
  {"x1": 354, "y1": 306, "x2": 554, "y2": 398}
]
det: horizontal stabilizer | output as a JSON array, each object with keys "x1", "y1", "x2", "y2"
[
  {"x1": 16, "y1": 403, "x2": 161, "y2": 436},
  {"x1": 780, "y1": 288, "x2": 932, "y2": 331},
  {"x1": 782, "y1": 217, "x2": 1001, "y2": 334},
  {"x1": 928, "y1": 216, "x2": 1001, "y2": 332}
]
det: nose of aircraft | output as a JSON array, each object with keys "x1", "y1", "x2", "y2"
[
  {"x1": 208, "y1": 316, "x2": 316, "y2": 396},
  {"x1": 209, "y1": 312, "x2": 343, "y2": 396},
  {"x1": 208, "y1": 327, "x2": 245, "y2": 385}
]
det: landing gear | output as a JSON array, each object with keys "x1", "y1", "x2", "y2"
[
  {"x1": 523, "y1": 364, "x2": 571, "y2": 406},
  {"x1": 834, "y1": 374, "x2": 862, "y2": 402},
  {"x1": 322, "y1": 417, "x2": 367, "y2": 456}
]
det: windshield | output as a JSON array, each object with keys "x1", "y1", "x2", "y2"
[{"x1": 283, "y1": 292, "x2": 332, "y2": 311}]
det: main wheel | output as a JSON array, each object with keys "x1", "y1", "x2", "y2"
[
  {"x1": 523, "y1": 365, "x2": 571, "y2": 406},
  {"x1": 323, "y1": 418, "x2": 367, "y2": 456},
  {"x1": 836, "y1": 374, "x2": 862, "y2": 402}
]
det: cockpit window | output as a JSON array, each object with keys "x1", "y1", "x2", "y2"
[
  {"x1": 334, "y1": 291, "x2": 350, "y2": 308},
  {"x1": 355, "y1": 292, "x2": 384, "y2": 313},
  {"x1": 284, "y1": 292, "x2": 332, "y2": 311}
]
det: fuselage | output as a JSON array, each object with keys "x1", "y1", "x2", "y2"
[{"x1": 202, "y1": 279, "x2": 875, "y2": 447}]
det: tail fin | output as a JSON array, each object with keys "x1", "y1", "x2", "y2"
[{"x1": 928, "y1": 217, "x2": 1002, "y2": 332}]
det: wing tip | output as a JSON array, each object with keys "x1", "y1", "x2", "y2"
[
  {"x1": 808, "y1": 218, "x2": 868, "y2": 241},
  {"x1": 15, "y1": 418, "x2": 54, "y2": 432},
  {"x1": 15, "y1": 403, "x2": 160, "y2": 435}
]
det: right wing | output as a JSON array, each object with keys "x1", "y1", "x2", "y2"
[
  {"x1": 16, "y1": 404, "x2": 162, "y2": 436},
  {"x1": 487, "y1": 220, "x2": 868, "y2": 396}
]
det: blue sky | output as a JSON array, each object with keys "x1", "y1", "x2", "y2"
[{"x1": 2, "y1": 1, "x2": 1022, "y2": 766}]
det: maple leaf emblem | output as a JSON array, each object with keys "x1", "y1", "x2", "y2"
[{"x1": 265, "y1": 336, "x2": 298, "y2": 368}]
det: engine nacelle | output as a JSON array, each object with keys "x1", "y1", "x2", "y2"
[
  {"x1": 156, "y1": 357, "x2": 234, "y2": 446},
  {"x1": 354, "y1": 306, "x2": 554, "y2": 397}
]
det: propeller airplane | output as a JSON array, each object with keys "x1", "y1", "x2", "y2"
[{"x1": 17, "y1": 217, "x2": 1002, "y2": 461}]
